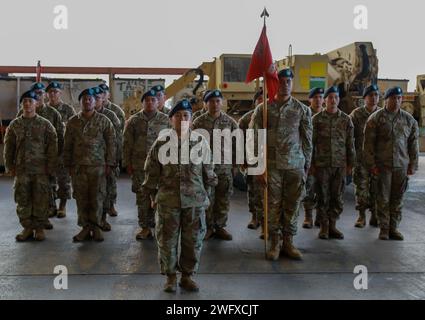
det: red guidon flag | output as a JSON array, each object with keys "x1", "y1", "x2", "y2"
[{"x1": 245, "y1": 25, "x2": 279, "y2": 102}]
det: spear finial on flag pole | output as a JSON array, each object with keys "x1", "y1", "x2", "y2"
[
  {"x1": 261, "y1": 7, "x2": 269, "y2": 26},
  {"x1": 36, "y1": 60, "x2": 42, "y2": 83}
]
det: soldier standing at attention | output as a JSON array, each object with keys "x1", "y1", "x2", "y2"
[
  {"x1": 93, "y1": 86, "x2": 122, "y2": 232},
  {"x1": 350, "y1": 84, "x2": 381, "y2": 228},
  {"x1": 363, "y1": 87, "x2": 419, "y2": 240},
  {"x1": 64, "y1": 88, "x2": 116, "y2": 242},
  {"x1": 238, "y1": 90, "x2": 264, "y2": 237},
  {"x1": 302, "y1": 87, "x2": 324, "y2": 229},
  {"x1": 192, "y1": 90, "x2": 210, "y2": 121},
  {"x1": 4, "y1": 90, "x2": 58, "y2": 241},
  {"x1": 46, "y1": 81, "x2": 76, "y2": 218},
  {"x1": 151, "y1": 85, "x2": 171, "y2": 114},
  {"x1": 123, "y1": 89, "x2": 170, "y2": 240},
  {"x1": 192, "y1": 89, "x2": 239, "y2": 241},
  {"x1": 17, "y1": 82, "x2": 64, "y2": 229},
  {"x1": 143, "y1": 99, "x2": 217, "y2": 292},
  {"x1": 98, "y1": 83, "x2": 125, "y2": 217},
  {"x1": 312, "y1": 86, "x2": 356, "y2": 240},
  {"x1": 250, "y1": 69, "x2": 312, "y2": 260}
]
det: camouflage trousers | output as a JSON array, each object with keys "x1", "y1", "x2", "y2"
[
  {"x1": 48, "y1": 175, "x2": 57, "y2": 214},
  {"x1": 103, "y1": 167, "x2": 119, "y2": 214},
  {"x1": 376, "y1": 167, "x2": 408, "y2": 230},
  {"x1": 246, "y1": 175, "x2": 264, "y2": 222},
  {"x1": 267, "y1": 167, "x2": 305, "y2": 237},
  {"x1": 132, "y1": 170, "x2": 154, "y2": 228},
  {"x1": 56, "y1": 162, "x2": 72, "y2": 200},
  {"x1": 315, "y1": 167, "x2": 346, "y2": 222},
  {"x1": 13, "y1": 174, "x2": 50, "y2": 229},
  {"x1": 302, "y1": 174, "x2": 316, "y2": 211},
  {"x1": 71, "y1": 166, "x2": 106, "y2": 228},
  {"x1": 155, "y1": 204, "x2": 206, "y2": 275},
  {"x1": 207, "y1": 168, "x2": 233, "y2": 229},
  {"x1": 353, "y1": 164, "x2": 377, "y2": 212}
]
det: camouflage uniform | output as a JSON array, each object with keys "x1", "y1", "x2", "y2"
[
  {"x1": 192, "y1": 108, "x2": 207, "y2": 121},
  {"x1": 143, "y1": 131, "x2": 217, "y2": 275},
  {"x1": 349, "y1": 106, "x2": 380, "y2": 214},
  {"x1": 47, "y1": 101, "x2": 76, "y2": 201},
  {"x1": 312, "y1": 110, "x2": 355, "y2": 222},
  {"x1": 96, "y1": 107, "x2": 122, "y2": 221},
  {"x1": 363, "y1": 107, "x2": 419, "y2": 231},
  {"x1": 159, "y1": 105, "x2": 171, "y2": 115},
  {"x1": 63, "y1": 111, "x2": 116, "y2": 229},
  {"x1": 3, "y1": 115, "x2": 58, "y2": 229},
  {"x1": 104, "y1": 100, "x2": 126, "y2": 133},
  {"x1": 250, "y1": 98, "x2": 312, "y2": 238},
  {"x1": 123, "y1": 110, "x2": 170, "y2": 229},
  {"x1": 192, "y1": 111, "x2": 239, "y2": 231},
  {"x1": 238, "y1": 110, "x2": 263, "y2": 223},
  {"x1": 17, "y1": 104, "x2": 64, "y2": 216}
]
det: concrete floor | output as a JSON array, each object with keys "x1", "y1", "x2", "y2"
[{"x1": 0, "y1": 158, "x2": 425, "y2": 300}]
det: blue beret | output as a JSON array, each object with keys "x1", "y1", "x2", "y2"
[
  {"x1": 202, "y1": 90, "x2": 212, "y2": 102},
  {"x1": 20, "y1": 90, "x2": 37, "y2": 103},
  {"x1": 384, "y1": 86, "x2": 403, "y2": 99},
  {"x1": 169, "y1": 99, "x2": 192, "y2": 118},
  {"x1": 278, "y1": 68, "x2": 294, "y2": 79},
  {"x1": 253, "y1": 89, "x2": 264, "y2": 102},
  {"x1": 141, "y1": 89, "x2": 157, "y2": 102},
  {"x1": 362, "y1": 84, "x2": 379, "y2": 98},
  {"x1": 204, "y1": 89, "x2": 223, "y2": 102},
  {"x1": 46, "y1": 81, "x2": 62, "y2": 92},
  {"x1": 151, "y1": 85, "x2": 165, "y2": 93},
  {"x1": 308, "y1": 87, "x2": 324, "y2": 99},
  {"x1": 324, "y1": 86, "x2": 339, "y2": 99},
  {"x1": 92, "y1": 87, "x2": 105, "y2": 95},
  {"x1": 30, "y1": 82, "x2": 45, "y2": 91},
  {"x1": 78, "y1": 88, "x2": 96, "y2": 101},
  {"x1": 98, "y1": 83, "x2": 109, "y2": 92}
]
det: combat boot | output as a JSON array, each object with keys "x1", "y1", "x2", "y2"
[
  {"x1": 203, "y1": 228, "x2": 215, "y2": 241},
  {"x1": 109, "y1": 204, "x2": 118, "y2": 217},
  {"x1": 302, "y1": 209, "x2": 313, "y2": 229},
  {"x1": 92, "y1": 226, "x2": 104, "y2": 242},
  {"x1": 318, "y1": 219, "x2": 329, "y2": 239},
  {"x1": 34, "y1": 228, "x2": 46, "y2": 241},
  {"x1": 266, "y1": 234, "x2": 281, "y2": 261},
  {"x1": 163, "y1": 274, "x2": 177, "y2": 293},
  {"x1": 16, "y1": 228, "x2": 34, "y2": 242},
  {"x1": 369, "y1": 211, "x2": 378, "y2": 227},
  {"x1": 355, "y1": 210, "x2": 366, "y2": 228},
  {"x1": 329, "y1": 219, "x2": 344, "y2": 239},
  {"x1": 44, "y1": 219, "x2": 54, "y2": 230},
  {"x1": 136, "y1": 227, "x2": 153, "y2": 240},
  {"x1": 73, "y1": 226, "x2": 91, "y2": 242},
  {"x1": 215, "y1": 227, "x2": 233, "y2": 241},
  {"x1": 100, "y1": 215, "x2": 111, "y2": 232},
  {"x1": 389, "y1": 228, "x2": 404, "y2": 241},
  {"x1": 48, "y1": 208, "x2": 57, "y2": 218},
  {"x1": 179, "y1": 273, "x2": 199, "y2": 292},
  {"x1": 56, "y1": 199, "x2": 67, "y2": 218},
  {"x1": 247, "y1": 214, "x2": 260, "y2": 229},
  {"x1": 281, "y1": 234, "x2": 302, "y2": 260},
  {"x1": 379, "y1": 228, "x2": 389, "y2": 240}
]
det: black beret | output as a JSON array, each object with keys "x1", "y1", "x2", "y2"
[
  {"x1": 20, "y1": 90, "x2": 37, "y2": 103},
  {"x1": 384, "y1": 86, "x2": 403, "y2": 99},
  {"x1": 324, "y1": 86, "x2": 339, "y2": 99},
  {"x1": 151, "y1": 85, "x2": 165, "y2": 93},
  {"x1": 253, "y1": 89, "x2": 264, "y2": 102},
  {"x1": 98, "y1": 83, "x2": 109, "y2": 92},
  {"x1": 308, "y1": 87, "x2": 324, "y2": 99},
  {"x1": 46, "y1": 81, "x2": 62, "y2": 92},
  {"x1": 362, "y1": 84, "x2": 379, "y2": 98},
  {"x1": 169, "y1": 99, "x2": 192, "y2": 118},
  {"x1": 78, "y1": 88, "x2": 96, "y2": 101},
  {"x1": 204, "y1": 89, "x2": 223, "y2": 102},
  {"x1": 202, "y1": 90, "x2": 212, "y2": 102},
  {"x1": 141, "y1": 89, "x2": 157, "y2": 102},
  {"x1": 277, "y1": 68, "x2": 294, "y2": 79},
  {"x1": 92, "y1": 87, "x2": 105, "y2": 95},
  {"x1": 30, "y1": 82, "x2": 45, "y2": 91}
]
